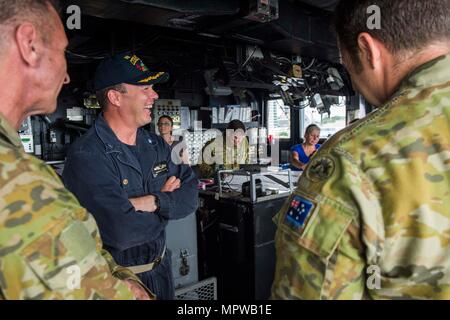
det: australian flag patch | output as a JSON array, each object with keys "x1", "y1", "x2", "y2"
[{"x1": 283, "y1": 195, "x2": 314, "y2": 231}]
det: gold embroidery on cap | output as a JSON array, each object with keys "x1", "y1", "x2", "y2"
[{"x1": 138, "y1": 72, "x2": 165, "y2": 83}]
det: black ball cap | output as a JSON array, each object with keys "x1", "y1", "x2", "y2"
[{"x1": 94, "y1": 53, "x2": 169, "y2": 91}]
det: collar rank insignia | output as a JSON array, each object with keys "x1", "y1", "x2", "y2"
[
  {"x1": 283, "y1": 195, "x2": 315, "y2": 231},
  {"x1": 306, "y1": 155, "x2": 335, "y2": 182}
]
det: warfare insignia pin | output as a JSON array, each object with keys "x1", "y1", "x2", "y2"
[
  {"x1": 306, "y1": 156, "x2": 335, "y2": 182},
  {"x1": 283, "y1": 195, "x2": 315, "y2": 231}
]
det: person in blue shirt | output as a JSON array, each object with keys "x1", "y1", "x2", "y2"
[
  {"x1": 63, "y1": 53, "x2": 198, "y2": 300},
  {"x1": 290, "y1": 124, "x2": 321, "y2": 171}
]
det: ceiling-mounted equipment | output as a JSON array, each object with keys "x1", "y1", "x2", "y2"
[
  {"x1": 245, "y1": 0, "x2": 279, "y2": 23},
  {"x1": 327, "y1": 67, "x2": 345, "y2": 90},
  {"x1": 204, "y1": 69, "x2": 233, "y2": 96}
]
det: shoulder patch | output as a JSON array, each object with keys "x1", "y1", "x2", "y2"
[
  {"x1": 283, "y1": 195, "x2": 315, "y2": 232},
  {"x1": 306, "y1": 155, "x2": 335, "y2": 182}
]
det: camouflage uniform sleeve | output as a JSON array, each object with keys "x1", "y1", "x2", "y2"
[
  {"x1": 197, "y1": 162, "x2": 215, "y2": 179},
  {"x1": 271, "y1": 147, "x2": 374, "y2": 299},
  {"x1": 101, "y1": 249, "x2": 156, "y2": 299},
  {"x1": 0, "y1": 152, "x2": 149, "y2": 300},
  {"x1": 196, "y1": 139, "x2": 217, "y2": 179}
]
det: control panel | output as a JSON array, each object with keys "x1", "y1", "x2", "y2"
[{"x1": 19, "y1": 117, "x2": 34, "y2": 154}]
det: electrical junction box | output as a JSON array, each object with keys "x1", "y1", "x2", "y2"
[{"x1": 290, "y1": 64, "x2": 303, "y2": 78}]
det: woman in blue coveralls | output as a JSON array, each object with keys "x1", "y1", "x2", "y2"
[{"x1": 290, "y1": 124, "x2": 321, "y2": 171}]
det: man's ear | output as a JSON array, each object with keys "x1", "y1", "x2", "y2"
[
  {"x1": 107, "y1": 89, "x2": 122, "y2": 107},
  {"x1": 15, "y1": 23, "x2": 41, "y2": 67},
  {"x1": 357, "y1": 32, "x2": 382, "y2": 70}
]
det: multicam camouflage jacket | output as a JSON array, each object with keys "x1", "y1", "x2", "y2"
[
  {"x1": 197, "y1": 136, "x2": 250, "y2": 179},
  {"x1": 272, "y1": 54, "x2": 450, "y2": 299},
  {"x1": 0, "y1": 113, "x2": 153, "y2": 299}
]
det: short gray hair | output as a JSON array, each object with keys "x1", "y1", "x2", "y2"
[{"x1": 0, "y1": 0, "x2": 60, "y2": 49}]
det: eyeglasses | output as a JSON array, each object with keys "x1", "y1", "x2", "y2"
[{"x1": 157, "y1": 122, "x2": 172, "y2": 127}]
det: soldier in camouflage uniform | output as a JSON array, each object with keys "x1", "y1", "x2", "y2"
[
  {"x1": 272, "y1": 0, "x2": 450, "y2": 299},
  {"x1": 197, "y1": 119, "x2": 250, "y2": 179},
  {"x1": 0, "y1": 0, "x2": 151, "y2": 299}
]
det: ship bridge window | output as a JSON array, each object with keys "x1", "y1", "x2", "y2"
[{"x1": 267, "y1": 99, "x2": 290, "y2": 139}]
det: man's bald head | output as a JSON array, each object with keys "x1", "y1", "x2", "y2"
[
  {"x1": 0, "y1": 0, "x2": 69, "y2": 129},
  {"x1": 0, "y1": 0, "x2": 60, "y2": 52}
]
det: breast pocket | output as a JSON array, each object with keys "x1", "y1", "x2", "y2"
[{"x1": 119, "y1": 171, "x2": 145, "y2": 198}]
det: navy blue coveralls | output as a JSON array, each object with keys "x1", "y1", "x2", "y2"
[{"x1": 62, "y1": 114, "x2": 199, "y2": 299}]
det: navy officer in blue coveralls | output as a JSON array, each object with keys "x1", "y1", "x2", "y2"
[{"x1": 63, "y1": 53, "x2": 198, "y2": 299}]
